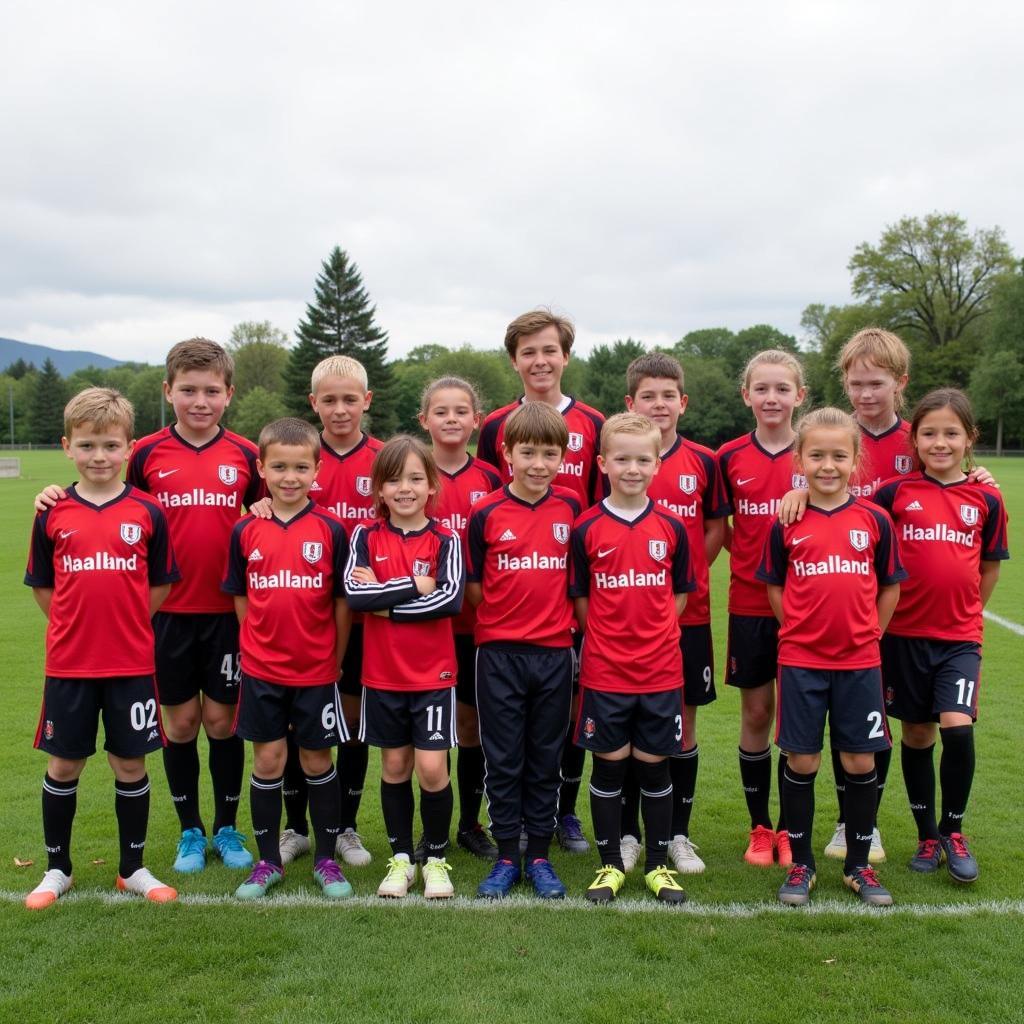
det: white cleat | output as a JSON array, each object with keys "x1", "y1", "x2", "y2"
[
  {"x1": 25, "y1": 868, "x2": 73, "y2": 910},
  {"x1": 422, "y1": 857, "x2": 455, "y2": 899},
  {"x1": 337, "y1": 828, "x2": 373, "y2": 866},
  {"x1": 868, "y1": 826, "x2": 886, "y2": 865},
  {"x1": 620, "y1": 834, "x2": 642, "y2": 873},
  {"x1": 279, "y1": 829, "x2": 311, "y2": 866},
  {"x1": 116, "y1": 867, "x2": 177, "y2": 903},
  {"x1": 824, "y1": 822, "x2": 847, "y2": 860},
  {"x1": 668, "y1": 834, "x2": 706, "y2": 874},
  {"x1": 377, "y1": 855, "x2": 416, "y2": 898}
]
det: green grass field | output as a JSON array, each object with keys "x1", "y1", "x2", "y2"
[{"x1": 2, "y1": 450, "x2": 1022, "y2": 1023}]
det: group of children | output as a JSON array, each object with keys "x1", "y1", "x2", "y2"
[{"x1": 23, "y1": 311, "x2": 1008, "y2": 910}]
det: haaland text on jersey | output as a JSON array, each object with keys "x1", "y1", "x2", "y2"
[
  {"x1": 496, "y1": 552, "x2": 567, "y2": 571},
  {"x1": 902, "y1": 523, "x2": 976, "y2": 547},
  {"x1": 247, "y1": 570, "x2": 324, "y2": 589},
  {"x1": 155, "y1": 488, "x2": 238, "y2": 508},
  {"x1": 790, "y1": 556, "x2": 870, "y2": 577},
  {"x1": 593, "y1": 568, "x2": 668, "y2": 588},
  {"x1": 62, "y1": 552, "x2": 139, "y2": 572}
]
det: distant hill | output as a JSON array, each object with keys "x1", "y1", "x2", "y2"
[{"x1": 0, "y1": 336, "x2": 124, "y2": 376}]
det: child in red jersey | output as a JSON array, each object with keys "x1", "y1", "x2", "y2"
[
  {"x1": 477, "y1": 309, "x2": 604, "y2": 853},
  {"x1": 717, "y1": 349, "x2": 807, "y2": 868},
  {"x1": 874, "y1": 390, "x2": 1008, "y2": 884},
  {"x1": 758, "y1": 408, "x2": 906, "y2": 907},
  {"x1": 34, "y1": 340, "x2": 263, "y2": 874},
  {"x1": 344, "y1": 436, "x2": 465, "y2": 899},
  {"x1": 224, "y1": 418, "x2": 352, "y2": 901},
  {"x1": 419, "y1": 376, "x2": 502, "y2": 862},
  {"x1": 25, "y1": 388, "x2": 180, "y2": 909},
  {"x1": 469, "y1": 402, "x2": 581, "y2": 900},
  {"x1": 571, "y1": 413, "x2": 695, "y2": 905},
  {"x1": 622, "y1": 352, "x2": 728, "y2": 875}
]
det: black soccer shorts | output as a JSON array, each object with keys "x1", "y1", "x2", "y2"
[
  {"x1": 338, "y1": 622, "x2": 365, "y2": 699},
  {"x1": 233, "y1": 673, "x2": 345, "y2": 749},
  {"x1": 358, "y1": 685, "x2": 458, "y2": 750},
  {"x1": 454, "y1": 633, "x2": 477, "y2": 707},
  {"x1": 681, "y1": 622, "x2": 716, "y2": 706},
  {"x1": 725, "y1": 613, "x2": 779, "y2": 689},
  {"x1": 881, "y1": 635, "x2": 981, "y2": 724},
  {"x1": 574, "y1": 686, "x2": 686, "y2": 757},
  {"x1": 153, "y1": 611, "x2": 240, "y2": 706}
]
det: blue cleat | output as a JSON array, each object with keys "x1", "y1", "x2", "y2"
[
  {"x1": 476, "y1": 858, "x2": 521, "y2": 899},
  {"x1": 555, "y1": 814, "x2": 590, "y2": 853},
  {"x1": 212, "y1": 826, "x2": 254, "y2": 869},
  {"x1": 525, "y1": 858, "x2": 567, "y2": 900},
  {"x1": 173, "y1": 827, "x2": 207, "y2": 874}
]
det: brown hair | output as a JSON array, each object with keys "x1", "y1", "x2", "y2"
[
  {"x1": 795, "y1": 406, "x2": 861, "y2": 468},
  {"x1": 258, "y1": 417, "x2": 321, "y2": 460},
  {"x1": 600, "y1": 412, "x2": 660, "y2": 456},
  {"x1": 419, "y1": 375, "x2": 482, "y2": 416},
  {"x1": 626, "y1": 352, "x2": 685, "y2": 397},
  {"x1": 742, "y1": 349, "x2": 806, "y2": 391},
  {"x1": 165, "y1": 337, "x2": 234, "y2": 388},
  {"x1": 64, "y1": 387, "x2": 134, "y2": 440},
  {"x1": 502, "y1": 401, "x2": 569, "y2": 452},
  {"x1": 504, "y1": 308, "x2": 575, "y2": 359},
  {"x1": 910, "y1": 388, "x2": 980, "y2": 471},
  {"x1": 370, "y1": 435, "x2": 440, "y2": 518},
  {"x1": 839, "y1": 328, "x2": 911, "y2": 411}
]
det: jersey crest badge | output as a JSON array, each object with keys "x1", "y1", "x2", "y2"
[
  {"x1": 792, "y1": 473, "x2": 807, "y2": 489},
  {"x1": 44, "y1": 720, "x2": 55, "y2": 740},
  {"x1": 302, "y1": 541, "x2": 323, "y2": 564},
  {"x1": 583, "y1": 717, "x2": 596, "y2": 740},
  {"x1": 894, "y1": 455, "x2": 914, "y2": 474},
  {"x1": 678, "y1": 474, "x2": 697, "y2": 494},
  {"x1": 412, "y1": 559, "x2": 431, "y2": 576},
  {"x1": 649, "y1": 539, "x2": 668, "y2": 560},
  {"x1": 469, "y1": 490, "x2": 487, "y2": 505},
  {"x1": 218, "y1": 464, "x2": 238, "y2": 485},
  {"x1": 120, "y1": 522, "x2": 143, "y2": 545},
  {"x1": 552, "y1": 522, "x2": 570, "y2": 544},
  {"x1": 960, "y1": 504, "x2": 979, "y2": 527},
  {"x1": 567, "y1": 432, "x2": 584, "y2": 452},
  {"x1": 848, "y1": 530, "x2": 869, "y2": 551},
  {"x1": 356, "y1": 476, "x2": 372, "y2": 496}
]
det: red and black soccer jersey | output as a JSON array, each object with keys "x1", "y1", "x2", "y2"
[
  {"x1": 718, "y1": 432, "x2": 806, "y2": 617},
  {"x1": 756, "y1": 498, "x2": 906, "y2": 670},
  {"x1": 648, "y1": 435, "x2": 729, "y2": 626},
  {"x1": 570, "y1": 501, "x2": 695, "y2": 693},
  {"x1": 128, "y1": 425, "x2": 263, "y2": 614},
  {"x1": 223, "y1": 502, "x2": 348, "y2": 687},
  {"x1": 344, "y1": 519, "x2": 464, "y2": 692},
  {"x1": 24, "y1": 484, "x2": 180, "y2": 678},
  {"x1": 477, "y1": 396, "x2": 607, "y2": 507},
  {"x1": 851, "y1": 419, "x2": 916, "y2": 498},
  {"x1": 435, "y1": 456, "x2": 503, "y2": 636},
  {"x1": 312, "y1": 433, "x2": 383, "y2": 537},
  {"x1": 873, "y1": 473, "x2": 1008, "y2": 643},
  {"x1": 467, "y1": 485, "x2": 580, "y2": 648}
]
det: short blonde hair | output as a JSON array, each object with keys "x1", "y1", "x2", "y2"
[
  {"x1": 795, "y1": 406, "x2": 861, "y2": 463},
  {"x1": 311, "y1": 355, "x2": 368, "y2": 393},
  {"x1": 600, "y1": 412, "x2": 660, "y2": 456},
  {"x1": 64, "y1": 387, "x2": 134, "y2": 440},
  {"x1": 503, "y1": 402, "x2": 569, "y2": 451},
  {"x1": 504, "y1": 308, "x2": 575, "y2": 359},
  {"x1": 742, "y1": 349, "x2": 806, "y2": 391},
  {"x1": 839, "y1": 328, "x2": 911, "y2": 410}
]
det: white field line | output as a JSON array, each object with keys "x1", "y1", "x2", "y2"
[
  {"x1": 3, "y1": 888, "x2": 1023, "y2": 917},
  {"x1": 984, "y1": 609, "x2": 1024, "y2": 637}
]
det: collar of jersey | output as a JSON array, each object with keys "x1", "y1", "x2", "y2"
[
  {"x1": 920, "y1": 470, "x2": 970, "y2": 490},
  {"x1": 804, "y1": 496, "x2": 856, "y2": 518},
  {"x1": 268, "y1": 499, "x2": 315, "y2": 528},
  {"x1": 383, "y1": 517, "x2": 433, "y2": 537},
  {"x1": 517, "y1": 394, "x2": 574, "y2": 414},
  {"x1": 170, "y1": 423, "x2": 225, "y2": 453},
  {"x1": 67, "y1": 482, "x2": 132, "y2": 511},
  {"x1": 439, "y1": 454, "x2": 474, "y2": 480},
  {"x1": 857, "y1": 417, "x2": 906, "y2": 441},
  {"x1": 600, "y1": 497, "x2": 654, "y2": 526},
  {"x1": 502, "y1": 483, "x2": 556, "y2": 509},
  {"x1": 749, "y1": 430, "x2": 795, "y2": 459},
  {"x1": 321, "y1": 432, "x2": 371, "y2": 462}
]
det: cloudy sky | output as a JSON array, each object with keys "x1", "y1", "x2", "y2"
[{"x1": 2, "y1": 1, "x2": 1020, "y2": 363}]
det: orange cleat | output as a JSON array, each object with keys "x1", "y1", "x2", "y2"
[
  {"x1": 117, "y1": 868, "x2": 178, "y2": 903},
  {"x1": 775, "y1": 830, "x2": 793, "y2": 868},
  {"x1": 744, "y1": 825, "x2": 775, "y2": 867},
  {"x1": 25, "y1": 869, "x2": 73, "y2": 910}
]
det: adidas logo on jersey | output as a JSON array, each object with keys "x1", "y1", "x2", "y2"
[
  {"x1": 499, "y1": 528, "x2": 517, "y2": 541},
  {"x1": 248, "y1": 548, "x2": 264, "y2": 562},
  {"x1": 904, "y1": 501, "x2": 924, "y2": 511},
  {"x1": 428, "y1": 731, "x2": 444, "y2": 741}
]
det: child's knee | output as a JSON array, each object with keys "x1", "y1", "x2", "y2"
[{"x1": 47, "y1": 756, "x2": 86, "y2": 783}]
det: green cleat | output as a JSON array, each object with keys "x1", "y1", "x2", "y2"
[
  {"x1": 644, "y1": 865, "x2": 687, "y2": 904},
  {"x1": 313, "y1": 858, "x2": 354, "y2": 899},
  {"x1": 234, "y1": 860, "x2": 283, "y2": 900},
  {"x1": 585, "y1": 865, "x2": 626, "y2": 904}
]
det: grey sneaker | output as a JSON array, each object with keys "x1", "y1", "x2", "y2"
[
  {"x1": 844, "y1": 865, "x2": 893, "y2": 906},
  {"x1": 940, "y1": 833, "x2": 979, "y2": 883},
  {"x1": 778, "y1": 863, "x2": 816, "y2": 906},
  {"x1": 279, "y1": 828, "x2": 311, "y2": 866},
  {"x1": 555, "y1": 814, "x2": 590, "y2": 853}
]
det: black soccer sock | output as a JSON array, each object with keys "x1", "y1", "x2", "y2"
[
  {"x1": 901, "y1": 742, "x2": 939, "y2": 841},
  {"x1": 456, "y1": 745, "x2": 486, "y2": 830},
  {"x1": 775, "y1": 751, "x2": 789, "y2": 831},
  {"x1": 874, "y1": 745, "x2": 892, "y2": 817},
  {"x1": 589, "y1": 756, "x2": 627, "y2": 870},
  {"x1": 739, "y1": 746, "x2": 773, "y2": 830},
  {"x1": 420, "y1": 783, "x2": 454, "y2": 858},
  {"x1": 939, "y1": 725, "x2": 975, "y2": 836},
  {"x1": 380, "y1": 779, "x2": 415, "y2": 858},
  {"x1": 338, "y1": 741, "x2": 369, "y2": 831},
  {"x1": 524, "y1": 833, "x2": 553, "y2": 863},
  {"x1": 558, "y1": 734, "x2": 585, "y2": 818},
  {"x1": 249, "y1": 774, "x2": 284, "y2": 867},
  {"x1": 306, "y1": 765, "x2": 342, "y2": 862},
  {"x1": 114, "y1": 775, "x2": 150, "y2": 878},
  {"x1": 282, "y1": 730, "x2": 309, "y2": 835},
  {"x1": 782, "y1": 767, "x2": 817, "y2": 871},
  {"x1": 496, "y1": 837, "x2": 521, "y2": 864},
  {"x1": 670, "y1": 745, "x2": 698, "y2": 837},
  {"x1": 163, "y1": 738, "x2": 204, "y2": 833},
  {"x1": 636, "y1": 758, "x2": 673, "y2": 873},
  {"x1": 831, "y1": 748, "x2": 846, "y2": 824},
  {"x1": 208, "y1": 735, "x2": 244, "y2": 833},
  {"x1": 620, "y1": 759, "x2": 642, "y2": 840},
  {"x1": 843, "y1": 770, "x2": 878, "y2": 873},
  {"x1": 41, "y1": 774, "x2": 77, "y2": 875}
]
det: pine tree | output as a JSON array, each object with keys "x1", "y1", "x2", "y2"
[
  {"x1": 28, "y1": 358, "x2": 68, "y2": 443},
  {"x1": 285, "y1": 247, "x2": 397, "y2": 435}
]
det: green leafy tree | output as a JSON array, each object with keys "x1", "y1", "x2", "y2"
[
  {"x1": 970, "y1": 350, "x2": 1024, "y2": 455},
  {"x1": 285, "y1": 247, "x2": 397, "y2": 435},
  {"x1": 228, "y1": 321, "x2": 289, "y2": 399},
  {"x1": 800, "y1": 302, "x2": 885, "y2": 406},
  {"x1": 230, "y1": 386, "x2": 288, "y2": 443},
  {"x1": 579, "y1": 339, "x2": 647, "y2": 416},
  {"x1": 669, "y1": 351, "x2": 748, "y2": 448},
  {"x1": 126, "y1": 365, "x2": 168, "y2": 437}
]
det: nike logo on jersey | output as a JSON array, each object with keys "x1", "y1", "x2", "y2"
[
  {"x1": 737, "y1": 477, "x2": 756, "y2": 486},
  {"x1": 792, "y1": 535, "x2": 812, "y2": 546},
  {"x1": 499, "y1": 529, "x2": 517, "y2": 541},
  {"x1": 157, "y1": 468, "x2": 179, "y2": 478},
  {"x1": 597, "y1": 547, "x2": 617, "y2": 558},
  {"x1": 374, "y1": 555, "x2": 389, "y2": 562},
  {"x1": 905, "y1": 500, "x2": 923, "y2": 511},
  {"x1": 58, "y1": 530, "x2": 77, "y2": 539},
  {"x1": 247, "y1": 548, "x2": 263, "y2": 562}
]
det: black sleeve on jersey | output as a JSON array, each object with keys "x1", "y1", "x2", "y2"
[
  {"x1": 476, "y1": 416, "x2": 502, "y2": 471},
  {"x1": 755, "y1": 520, "x2": 788, "y2": 585},
  {"x1": 328, "y1": 518, "x2": 350, "y2": 595},
  {"x1": 980, "y1": 491, "x2": 1010, "y2": 561},
  {"x1": 868, "y1": 507, "x2": 908, "y2": 586},
  {"x1": 241, "y1": 446, "x2": 266, "y2": 508},
  {"x1": 126, "y1": 442, "x2": 155, "y2": 491},
  {"x1": 668, "y1": 517, "x2": 697, "y2": 594},
  {"x1": 481, "y1": 464, "x2": 503, "y2": 491},
  {"x1": 567, "y1": 521, "x2": 591, "y2": 598},
  {"x1": 143, "y1": 501, "x2": 182, "y2": 586},
  {"x1": 343, "y1": 525, "x2": 419, "y2": 611},
  {"x1": 872, "y1": 480, "x2": 897, "y2": 513},
  {"x1": 717, "y1": 448, "x2": 736, "y2": 512},
  {"x1": 698, "y1": 450, "x2": 730, "y2": 519},
  {"x1": 391, "y1": 530, "x2": 465, "y2": 621},
  {"x1": 222, "y1": 519, "x2": 250, "y2": 595},
  {"x1": 466, "y1": 503, "x2": 494, "y2": 583},
  {"x1": 24, "y1": 510, "x2": 55, "y2": 588}
]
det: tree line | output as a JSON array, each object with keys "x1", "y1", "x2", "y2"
[{"x1": 6, "y1": 214, "x2": 1024, "y2": 452}]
